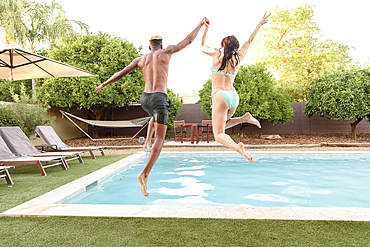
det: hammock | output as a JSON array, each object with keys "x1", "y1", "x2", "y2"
[{"x1": 60, "y1": 110, "x2": 151, "y2": 141}]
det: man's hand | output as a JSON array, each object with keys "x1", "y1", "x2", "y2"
[
  {"x1": 203, "y1": 17, "x2": 210, "y2": 26},
  {"x1": 259, "y1": 12, "x2": 271, "y2": 26},
  {"x1": 95, "y1": 84, "x2": 104, "y2": 93}
]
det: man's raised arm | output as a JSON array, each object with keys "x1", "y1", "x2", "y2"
[
  {"x1": 95, "y1": 57, "x2": 140, "y2": 93},
  {"x1": 168, "y1": 17, "x2": 210, "y2": 54}
]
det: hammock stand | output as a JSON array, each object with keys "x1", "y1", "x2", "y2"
[{"x1": 60, "y1": 110, "x2": 150, "y2": 141}]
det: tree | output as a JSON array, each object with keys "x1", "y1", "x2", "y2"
[
  {"x1": 1, "y1": 0, "x2": 88, "y2": 49},
  {"x1": 0, "y1": 0, "x2": 89, "y2": 94},
  {"x1": 26, "y1": 0, "x2": 89, "y2": 52},
  {"x1": 37, "y1": 33, "x2": 144, "y2": 118},
  {"x1": 197, "y1": 64, "x2": 294, "y2": 128},
  {"x1": 251, "y1": 3, "x2": 356, "y2": 102},
  {"x1": 0, "y1": 0, "x2": 27, "y2": 44},
  {"x1": 304, "y1": 69, "x2": 370, "y2": 138},
  {"x1": 37, "y1": 33, "x2": 183, "y2": 138},
  {"x1": 0, "y1": 79, "x2": 32, "y2": 102}
]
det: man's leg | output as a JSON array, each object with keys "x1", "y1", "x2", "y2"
[
  {"x1": 137, "y1": 122, "x2": 167, "y2": 197},
  {"x1": 143, "y1": 117, "x2": 154, "y2": 151}
]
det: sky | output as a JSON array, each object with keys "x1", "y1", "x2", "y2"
[{"x1": 41, "y1": 0, "x2": 370, "y2": 94}]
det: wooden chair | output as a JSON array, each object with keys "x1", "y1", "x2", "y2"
[
  {"x1": 174, "y1": 120, "x2": 186, "y2": 142},
  {"x1": 200, "y1": 120, "x2": 213, "y2": 143}
]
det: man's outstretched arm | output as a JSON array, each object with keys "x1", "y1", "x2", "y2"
[
  {"x1": 95, "y1": 58, "x2": 140, "y2": 92},
  {"x1": 167, "y1": 17, "x2": 210, "y2": 54}
]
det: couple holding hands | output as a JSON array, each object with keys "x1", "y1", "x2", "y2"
[{"x1": 95, "y1": 13, "x2": 271, "y2": 197}]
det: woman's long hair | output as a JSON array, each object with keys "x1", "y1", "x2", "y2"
[{"x1": 218, "y1": 35, "x2": 240, "y2": 72}]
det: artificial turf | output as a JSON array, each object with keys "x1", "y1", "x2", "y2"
[
  {"x1": 1, "y1": 153, "x2": 370, "y2": 246},
  {"x1": 1, "y1": 217, "x2": 370, "y2": 246},
  {"x1": 0, "y1": 153, "x2": 130, "y2": 212}
]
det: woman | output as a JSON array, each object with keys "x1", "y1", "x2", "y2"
[{"x1": 201, "y1": 12, "x2": 270, "y2": 162}]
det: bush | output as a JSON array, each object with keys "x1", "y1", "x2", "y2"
[
  {"x1": 0, "y1": 84, "x2": 55, "y2": 138},
  {"x1": 304, "y1": 69, "x2": 370, "y2": 138},
  {"x1": 166, "y1": 88, "x2": 183, "y2": 138}
]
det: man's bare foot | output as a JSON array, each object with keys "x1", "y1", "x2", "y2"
[
  {"x1": 137, "y1": 174, "x2": 149, "y2": 197},
  {"x1": 242, "y1": 112, "x2": 261, "y2": 128},
  {"x1": 236, "y1": 142, "x2": 254, "y2": 163},
  {"x1": 143, "y1": 142, "x2": 151, "y2": 152}
]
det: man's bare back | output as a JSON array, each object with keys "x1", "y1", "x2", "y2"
[{"x1": 136, "y1": 49, "x2": 172, "y2": 94}]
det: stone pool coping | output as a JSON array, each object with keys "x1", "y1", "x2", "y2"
[{"x1": 2, "y1": 151, "x2": 370, "y2": 221}]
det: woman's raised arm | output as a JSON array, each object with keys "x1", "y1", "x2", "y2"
[
  {"x1": 201, "y1": 23, "x2": 218, "y2": 56},
  {"x1": 237, "y1": 12, "x2": 271, "y2": 60}
]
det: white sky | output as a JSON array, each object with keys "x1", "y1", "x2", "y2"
[{"x1": 47, "y1": 0, "x2": 370, "y2": 94}]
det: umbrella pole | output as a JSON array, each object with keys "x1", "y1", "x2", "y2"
[{"x1": 32, "y1": 78, "x2": 37, "y2": 101}]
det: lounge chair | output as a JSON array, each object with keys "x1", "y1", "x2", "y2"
[
  {"x1": 35, "y1": 126, "x2": 106, "y2": 159},
  {"x1": 0, "y1": 126, "x2": 84, "y2": 165},
  {"x1": 0, "y1": 134, "x2": 67, "y2": 176},
  {"x1": 0, "y1": 166, "x2": 15, "y2": 185}
]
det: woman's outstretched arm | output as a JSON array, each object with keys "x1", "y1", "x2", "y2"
[
  {"x1": 201, "y1": 23, "x2": 218, "y2": 56},
  {"x1": 237, "y1": 12, "x2": 271, "y2": 60}
]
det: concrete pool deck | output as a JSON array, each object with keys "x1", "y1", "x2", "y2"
[{"x1": 2, "y1": 150, "x2": 370, "y2": 221}]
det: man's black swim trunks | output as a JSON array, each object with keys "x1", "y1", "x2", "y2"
[{"x1": 140, "y1": 92, "x2": 171, "y2": 125}]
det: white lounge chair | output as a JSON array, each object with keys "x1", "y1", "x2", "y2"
[
  {"x1": 0, "y1": 134, "x2": 67, "y2": 176},
  {"x1": 0, "y1": 126, "x2": 84, "y2": 165},
  {"x1": 35, "y1": 126, "x2": 106, "y2": 159}
]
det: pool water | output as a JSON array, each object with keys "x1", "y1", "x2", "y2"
[{"x1": 63, "y1": 152, "x2": 370, "y2": 208}]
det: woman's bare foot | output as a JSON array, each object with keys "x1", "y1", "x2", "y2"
[
  {"x1": 236, "y1": 142, "x2": 254, "y2": 163},
  {"x1": 242, "y1": 112, "x2": 261, "y2": 128},
  {"x1": 137, "y1": 174, "x2": 149, "y2": 197}
]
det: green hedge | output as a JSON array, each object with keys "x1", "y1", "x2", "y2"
[{"x1": 0, "y1": 102, "x2": 55, "y2": 138}]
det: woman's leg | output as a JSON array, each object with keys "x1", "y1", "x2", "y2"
[
  {"x1": 212, "y1": 94, "x2": 254, "y2": 163},
  {"x1": 225, "y1": 112, "x2": 261, "y2": 130}
]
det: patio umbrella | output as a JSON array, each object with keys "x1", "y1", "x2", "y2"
[{"x1": 0, "y1": 44, "x2": 97, "y2": 81}]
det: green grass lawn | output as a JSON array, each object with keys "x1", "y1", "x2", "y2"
[
  {"x1": 0, "y1": 154, "x2": 130, "y2": 212},
  {"x1": 1, "y1": 153, "x2": 370, "y2": 246}
]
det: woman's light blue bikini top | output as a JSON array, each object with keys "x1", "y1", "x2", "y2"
[{"x1": 210, "y1": 67, "x2": 236, "y2": 77}]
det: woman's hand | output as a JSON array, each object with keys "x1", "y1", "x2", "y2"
[
  {"x1": 203, "y1": 17, "x2": 210, "y2": 26},
  {"x1": 259, "y1": 12, "x2": 271, "y2": 26}
]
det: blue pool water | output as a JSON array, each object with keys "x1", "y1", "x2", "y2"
[{"x1": 63, "y1": 152, "x2": 370, "y2": 207}]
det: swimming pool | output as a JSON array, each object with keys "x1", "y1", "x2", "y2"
[
  {"x1": 62, "y1": 152, "x2": 370, "y2": 208},
  {"x1": 3, "y1": 151, "x2": 370, "y2": 220}
]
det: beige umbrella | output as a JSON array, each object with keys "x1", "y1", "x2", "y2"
[{"x1": 0, "y1": 44, "x2": 97, "y2": 81}]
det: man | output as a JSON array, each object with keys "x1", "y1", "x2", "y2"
[{"x1": 95, "y1": 17, "x2": 209, "y2": 196}]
